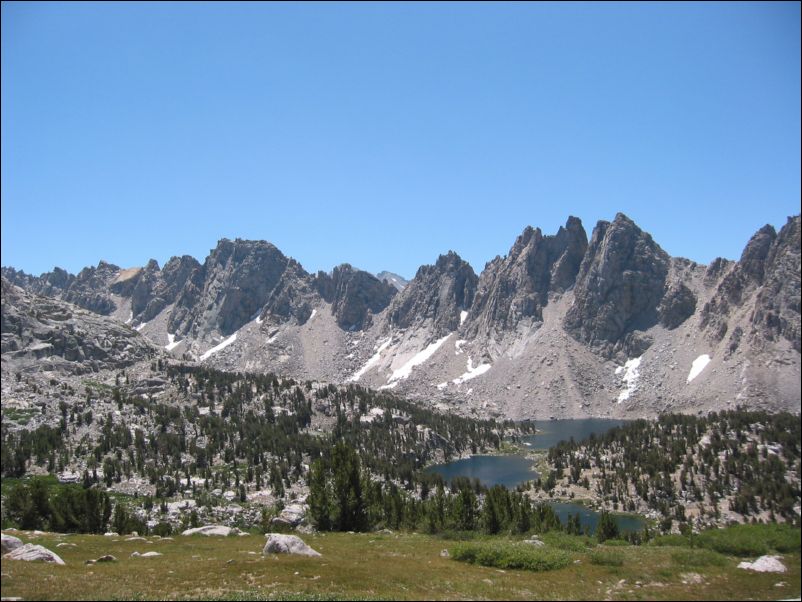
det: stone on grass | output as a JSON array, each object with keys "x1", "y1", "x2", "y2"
[
  {"x1": 1, "y1": 534, "x2": 24, "y2": 555},
  {"x1": 523, "y1": 537, "x2": 545, "y2": 547},
  {"x1": 737, "y1": 556, "x2": 787, "y2": 573},
  {"x1": 131, "y1": 551, "x2": 162, "y2": 558},
  {"x1": 181, "y1": 525, "x2": 241, "y2": 537},
  {"x1": 4, "y1": 543, "x2": 65, "y2": 565},
  {"x1": 263, "y1": 534, "x2": 322, "y2": 557}
]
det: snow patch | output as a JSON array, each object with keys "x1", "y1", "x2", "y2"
[
  {"x1": 135, "y1": 321, "x2": 148, "y2": 332},
  {"x1": 687, "y1": 354, "x2": 711, "y2": 383},
  {"x1": 460, "y1": 310, "x2": 468, "y2": 325},
  {"x1": 348, "y1": 337, "x2": 393, "y2": 382},
  {"x1": 165, "y1": 333, "x2": 181, "y2": 351},
  {"x1": 452, "y1": 357, "x2": 492, "y2": 385},
  {"x1": 455, "y1": 339, "x2": 467, "y2": 355},
  {"x1": 378, "y1": 382, "x2": 398, "y2": 390},
  {"x1": 309, "y1": 309, "x2": 317, "y2": 320},
  {"x1": 125, "y1": 312, "x2": 133, "y2": 325},
  {"x1": 200, "y1": 333, "x2": 237, "y2": 361},
  {"x1": 436, "y1": 382, "x2": 448, "y2": 390},
  {"x1": 388, "y1": 334, "x2": 451, "y2": 383},
  {"x1": 616, "y1": 356, "x2": 642, "y2": 403}
]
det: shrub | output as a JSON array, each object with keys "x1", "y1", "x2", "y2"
[
  {"x1": 541, "y1": 531, "x2": 595, "y2": 551},
  {"x1": 589, "y1": 549, "x2": 624, "y2": 566},
  {"x1": 650, "y1": 534, "x2": 690, "y2": 547},
  {"x1": 601, "y1": 539, "x2": 629, "y2": 547},
  {"x1": 695, "y1": 526, "x2": 769, "y2": 557},
  {"x1": 450, "y1": 541, "x2": 571, "y2": 572},
  {"x1": 670, "y1": 549, "x2": 727, "y2": 568}
]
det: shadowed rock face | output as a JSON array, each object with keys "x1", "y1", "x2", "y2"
[
  {"x1": 467, "y1": 216, "x2": 588, "y2": 337},
  {"x1": 169, "y1": 239, "x2": 292, "y2": 337},
  {"x1": 387, "y1": 251, "x2": 477, "y2": 336},
  {"x1": 315, "y1": 264, "x2": 397, "y2": 331},
  {"x1": 260, "y1": 259, "x2": 318, "y2": 325},
  {"x1": 701, "y1": 216, "x2": 801, "y2": 352},
  {"x1": 659, "y1": 281, "x2": 697, "y2": 330},
  {"x1": 564, "y1": 213, "x2": 670, "y2": 358},
  {"x1": 136, "y1": 255, "x2": 202, "y2": 323},
  {"x1": 752, "y1": 216, "x2": 801, "y2": 351}
]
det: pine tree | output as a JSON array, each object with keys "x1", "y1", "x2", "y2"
[{"x1": 308, "y1": 459, "x2": 331, "y2": 531}]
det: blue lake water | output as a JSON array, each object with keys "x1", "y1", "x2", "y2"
[
  {"x1": 425, "y1": 418, "x2": 643, "y2": 534},
  {"x1": 425, "y1": 454, "x2": 540, "y2": 489},
  {"x1": 521, "y1": 418, "x2": 628, "y2": 450}
]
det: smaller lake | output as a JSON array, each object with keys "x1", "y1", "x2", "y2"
[
  {"x1": 521, "y1": 418, "x2": 628, "y2": 450},
  {"x1": 550, "y1": 502, "x2": 643, "y2": 535},
  {"x1": 426, "y1": 418, "x2": 643, "y2": 534},
  {"x1": 425, "y1": 455, "x2": 539, "y2": 489}
]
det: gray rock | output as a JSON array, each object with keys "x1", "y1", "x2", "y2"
[
  {"x1": 658, "y1": 281, "x2": 697, "y2": 329},
  {"x1": 469, "y1": 217, "x2": 587, "y2": 337},
  {"x1": 1, "y1": 534, "x2": 23, "y2": 555},
  {"x1": 564, "y1": 213, "x2": 669, "y2": 358},
  {"x1": 263, "y1": 533, "x2": 322, "y2": 557},
  {"x1": 388, "y1": 251, "x2": 477, "y2": 336},
  {"x1": 4, "y1": 543, "x2": 65, "y2": 565},
  {"x1": 316, "y1": 264, "x2": 397, "y2": 330},
  {"x1": 181, "y1": 525, "x2": 240, "y2": 537},
  {"x1": 95, "y1": 554, "x2": 117, "y2": 562}
]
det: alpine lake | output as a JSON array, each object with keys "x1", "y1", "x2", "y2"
[{"x1": 425, "y1": 418, "x2": 646, "y2": 535}]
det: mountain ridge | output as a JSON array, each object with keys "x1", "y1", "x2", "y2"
[{"x1": 3, "y1": 212, "x2": 799, "y2": 420}]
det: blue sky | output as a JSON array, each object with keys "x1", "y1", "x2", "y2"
[{"x1": 2, "y1": 2, "x2": 800, "y2": 279}]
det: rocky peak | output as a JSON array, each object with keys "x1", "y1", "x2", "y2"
[
  {"x1": 387, "y1": 251, "x2": 477, "y2": 335},
  {"x1": 467, "y1": 217, "x2": 588, "y2": 337},
  {"x1": 750, "y1": 215, "x2": 801, "y2": 351},
  {"x1": 738, "y1": 224, "x2": 777, "y2": 283},
  {"x1": 376, "y1": 271, "x2": 409, "y2": 292},
  {"x1": 58, "y1": 261, "x2": 120, "y2": 315},
  {"x1": 315, "y1": 264, "x2": 396, "y2": 330},
  {"x1": 701, "y1": 216, "x2": 800, "y2": 350},
  {"x1": 564, "y1": 213, "x2": 670, "y2": 357},
  {"x1": 169, "y1": 238, "x2": 291, "y2": 337}
]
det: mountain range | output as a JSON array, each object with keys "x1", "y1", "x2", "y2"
[{"x1": 2, "y1": 212, "x2": 799, "y2": 419}]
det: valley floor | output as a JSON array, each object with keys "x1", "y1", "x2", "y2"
[{"x1": 2, "y1": 529, "x2": 800, "y2": 601}]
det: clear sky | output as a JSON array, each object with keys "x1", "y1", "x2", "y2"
[{"x1": 2, "y1": 2, "x2": 800, "y2": 279}]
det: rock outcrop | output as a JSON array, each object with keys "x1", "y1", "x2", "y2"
[
  {"x1": 564, "y1": 213, "x2": 669, "y2": 358},
  {"x1": 701, "y1": 216, "x2": 801, "y2": 352},
  {"x1": 1, "y1": 276, "x2": 157, "y2": 373},
  {"x1": 170, "y1": 239, "x2": 292, "y2": 338},
  {"x1": 181, "y1": 525, "x2": 241, "y2": 537},
  {"x1": 387, "y1": 251, "x2": 476, "y2": 336},
  {"x1": 315, "y1": 264, "x2": 397, "y2": 331},
  {"x1": 468, "y1": 216, "x2": 587, "y2": 337},
  {"x1": 263, "y1": 533, "x2": 321, "y2": 557},
  {"x1": 3, "y1": 543, "x2": 65, "y2": 564},
  {"x1": 1, "y1": 533, "x2": 23, "y2": 554}
]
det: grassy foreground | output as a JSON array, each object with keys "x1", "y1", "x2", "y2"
[{"x1": 1, "y1": 528, "x2": 800, "y2": 601}]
